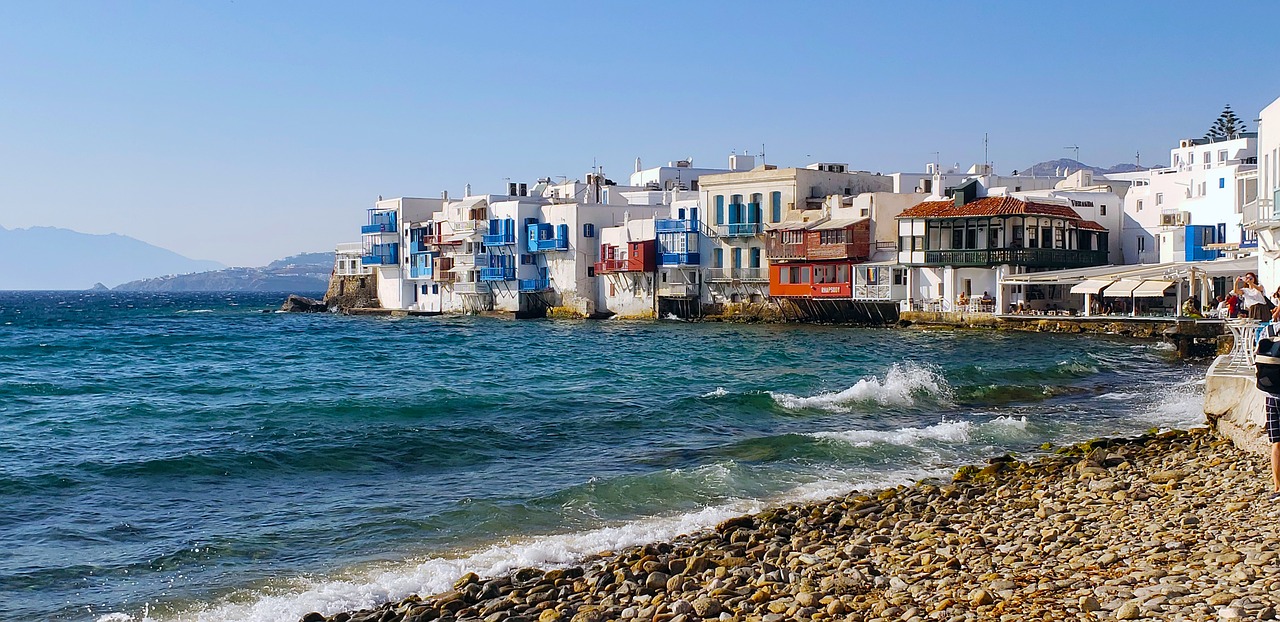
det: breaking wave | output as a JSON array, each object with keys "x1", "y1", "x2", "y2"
[{"x1": 768, "y1": 363, "x2": 949, "y2": 412}]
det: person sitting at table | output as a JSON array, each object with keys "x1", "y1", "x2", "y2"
[
  {"x1": 980, "y1": 291, "x2": 994, "y2": 303},
  {"x1": 1181, "y1": 296, "x2": 1203, "y2": 318},
  {"x1": 956, "y1": 292, "x2": 969, "y2": 308}
]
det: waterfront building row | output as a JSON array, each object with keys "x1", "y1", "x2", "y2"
[{"x1": 340, "y1": 111, "x2": 1274, "y2": 319}]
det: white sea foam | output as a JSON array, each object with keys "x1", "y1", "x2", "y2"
[
  {"x1": 985, "y1": 415, "x2": 1029, "y2": 431},
  {"x1": 100, "y1": 466, "x2": 944, "y2": 622},
  {"x1": 1134, "y1": 379, "x2": 1207, "y2": 430},
  {"x1": 700, "y1": 387, "x2": 728, "y2": 398},
  {"x1": 808, "y1": 419, "x2": 972, "y2": 448},
  {"x1": 768, "y1": 363, "x2": 948, "y2": 412},
  {"x1": 176, "y1": 309, "x2": 214, "y2": 314}
]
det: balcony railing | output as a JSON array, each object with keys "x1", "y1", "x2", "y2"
[
  {"x1": 530, "y1": 237, "x2": 569, "y2": 252},
  {"x1": 519, "y1": 278, "x2": 551, "y2": 293},
  {"x1": 706, "y1": 267, "x2": 767, "y2": 282},
  {"x1": 409, "y1": 238, "x2": 433, "y2": 253},
  {"x1": 718, "y1": 222, "x2": 762, "y2": 237},
  {"x1": 658, "y1": 282, "x2": 696, "y2": 297},
  {"x1": 658, "y1": 252, "x2": 700, "y2": 266},
  {"x1": 408, "y1": 265, "x2": 433, "y2": 279},
  {"x1": 452, "y1": 220, "x2": 485, "y2": 235},
  {"x1": 452, "y1": 282, "x2": 489, "y2": 295},
  {"x1": 450, "y1": 253, "x2": 487, "y2": 267},
  {"x1": 361, "y1": 222, "x2": 397, "y2": 234},
  {"x1": 595, "y1": 258, "x2": 646, "y2": 274},
  {"x1": 483, "y1": 232, "x2": 516, "y2": 246},
  {"x1": 918, "y1": 248, "x2": 1108, "y2": 268},
  {"x1": 656, "y1": 219, "x2": 697, "y2": 233},
  {"x1": 479, "y1": 267, "x2": 516, "y2": 281},
  {"x1": 360, "y1": 243, "x2": 399, "y2": 266}
]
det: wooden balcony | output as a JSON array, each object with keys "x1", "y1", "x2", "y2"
[{"x1": 919, "y1": 248, "x2": 1107, "y2": 268}]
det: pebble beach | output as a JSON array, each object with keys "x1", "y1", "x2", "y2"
[{"x1": 309, "y1": 428, "x2": 1279, "y2": 622}]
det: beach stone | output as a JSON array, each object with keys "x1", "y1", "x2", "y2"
[
  {"x1": 1114, "y1": 601, "x2": 1141, "y2": 619},
  {"x1": 537, "y1": 610, "x2": 561, "y2": 622},
  {"x1": 1149, "y1": 470, "x2": 1187, "y2": 484},
  {"x1": 670, "y1": 599, "x2": 693, "y2": 616},
  {"x1": 1079, "y1": 596, "x2": 1100, "y2": 612},
  {"x1": 455, "y1": 573, "x2": 481, "y2": 590},
  {"x1": 645, "y1": 572, "x2": 669, "y2": 592},
  {"x1": 969, "y1": 589, "x2": 993, "y2": 607},
  {"x1": 691, "y1": 596, "x2": 721, "y2": 618},
  {"x1": 1219, "y1": 607, "x2": 1246, "y2": 619}
]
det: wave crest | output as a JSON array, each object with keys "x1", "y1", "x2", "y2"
[
  {"x1": 769, "y1": 363, "x2": 949, "y2": 412},
  {"x1": 809, "y1": 419, "x2": 972, "y2": 447}
]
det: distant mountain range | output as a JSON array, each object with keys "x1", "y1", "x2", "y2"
[
  {"x1": 113, "y1": 252, "x2": 333, "y2": 292},
  {"x1": 0, "y1": 225, "x2": 224, "y2": 291},
  {"x1": 1015, "y1": 158, "x2": 1148, "y2": 177}
]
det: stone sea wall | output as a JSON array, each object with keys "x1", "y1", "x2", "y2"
[
  {"x1": 303, "y1": 428, "x2": 1280, "y2": 622},
  {"x1": 1204, "y1": 358, "x2": 1272, "y2": 457}
]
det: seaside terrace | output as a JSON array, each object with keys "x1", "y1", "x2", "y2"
[{"x1": 896, "y1": 196, "x2": 1110, "y2": 270}]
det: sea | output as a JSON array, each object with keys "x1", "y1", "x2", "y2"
[{"x1": 0, "y1": 291, "x2": 1209, "y2": 621}]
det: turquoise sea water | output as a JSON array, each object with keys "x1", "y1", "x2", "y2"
[{"x1": 0, "y1": 292, "x2": 1208, "y2": 621}]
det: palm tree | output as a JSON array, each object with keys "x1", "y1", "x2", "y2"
[{"x1": 1205, "y1": 105, "x2": 1247, "y2": 141}]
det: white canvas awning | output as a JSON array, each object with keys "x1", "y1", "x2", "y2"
[
  {"x1": 1070, "y1": 279, "x2": 1113, "y2": 295},
  {"x1": 1131, "y1": 280, "x2": 1175, "y2": 297},
  {"x1": 1105, "y1": 279, "x2": 1143, "y2": 297}
]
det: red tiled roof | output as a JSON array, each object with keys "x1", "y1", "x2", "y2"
[
  {"x1": 1078, "y1": 220, "x2": 1108, "y2": 231},
  {"x1": 897, "y1": 196, "x2": 1087, "y2": 221}
]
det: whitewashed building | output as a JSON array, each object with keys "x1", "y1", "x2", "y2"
[
  {"x1": 1109, "y1": 136, "x2": 1258, "y2": 264},
  {"x1": 696, "y1": 160, "x2": 893, "y2": 305}
]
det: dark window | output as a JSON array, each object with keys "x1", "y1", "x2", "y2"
[{"x1": 583, "y1": 223, "x2": 595, "y2": 238}]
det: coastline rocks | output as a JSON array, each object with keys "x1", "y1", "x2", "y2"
[
  {"x1": 307, "y1": 428, "x2": 1280, "y2": 622},
  {"x1": 280, "y1": 294, "x2": 329, "y2": 313}
]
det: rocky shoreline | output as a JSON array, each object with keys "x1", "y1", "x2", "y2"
[{"x1": 301, "y1": 428, "x2": 1279, "y2": 622}]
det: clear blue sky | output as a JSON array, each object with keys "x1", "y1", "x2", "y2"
[{"x1": 2, "y1": 1, "x2": 1278, "y2": 266}]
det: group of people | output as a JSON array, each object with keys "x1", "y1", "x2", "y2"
[
  {"x1": 1206, "y1": 272, "x2": 1280, "y2": 320},
  {"x1": 955, "y1": 291, "x2": 995, "y2": 308}
]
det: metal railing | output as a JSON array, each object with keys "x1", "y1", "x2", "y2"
[
  {"x1": 483, "y1": 232, "x2": 516, "y2": 246},
  {"x1": 452, "y1": 282, "x2": 489, "y2": 295},
  {"x1": 658, "y1": 252, "x2": 700, "y2": 266},
  {"x1": 479, "y1": 267, "x2": 515, "y2": 281},
  {"x1": 655, "y1": 219, "x2": 697, "y2": 233},
  {"x1": 921, "y1": 248, "x2": 1107, "y2": 268},
  {"x1": 718, "y1": 222, "x2": 762, "y2": 237},
  {"x1": 705, "y1": 267, "x2": 767, "y2": 282},
  {"x1": 519, "y1": 278, "x2": 551, "y2": 293},
  {"x1": 529, "y1": 237, "x2": 569, "y2": 252}
]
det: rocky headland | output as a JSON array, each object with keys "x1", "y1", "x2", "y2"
[{"x1": 303, "y1": 428, "x2": 1280, "y2": 622}]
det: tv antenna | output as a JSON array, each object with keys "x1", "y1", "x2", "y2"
[{"x1": 1064, "y1": 145, "x2": 1080, "y2": 161}]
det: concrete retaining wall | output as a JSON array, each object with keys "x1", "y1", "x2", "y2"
[{"x1": 1203, "y1": 356, "x2": 1270, "y2": 457}]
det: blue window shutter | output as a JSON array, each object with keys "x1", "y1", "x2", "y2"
[
  {"x1": 715, "y1": 196, "x2": 725, "y2": 224},
  {"x1": 557, "y1": 224, "x2": 569, "y2": 241},
  {"x1": 771, "y1": 192, "x2": 781, "y2": 222},
  {"x1": 1220, "y1": 178, "x2": 1226, "y2": 189}
]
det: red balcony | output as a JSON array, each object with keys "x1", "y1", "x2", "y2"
[{"x1": 596, "y1": 240, "x2": 656, "y2": 274}]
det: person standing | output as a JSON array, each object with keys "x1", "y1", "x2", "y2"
[
  {"x1": 1235, "y1": 272, "x2": 1268, "y2": 319},
  {"x1": 1260, "y1": 310, "x2": 1280, "y2": 496}
]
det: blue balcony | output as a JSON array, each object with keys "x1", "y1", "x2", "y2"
[
  {"x1": 656, "y1": 219, "x2": 697, "y2": 233},
  {"x1": 519, "y1": 278, "x2": 551, "y2": 292},
  {"x1": 362, "y1": 210, "x2": 397, "y2": 234},
  {"x1": 484, "y1": 218, "x2": 517, "y2": 246},
  {"x1": 527, "y1": 223, "x2": 570, "y2": 252},
  {"x1": 479, "y1": 267, "x2": 516, "y2": 281},
  {"x1": 659, "y1": 252, "x2": 701, "y2": 266},
  {"x1": 721, "y1": 222, "x2": 761, "y2": 237},
  {"x1": 483, "y1": 232, "x2": 516, "y2": 246},
  {"x1": 361, "y1": 243, "x2": 398, "y2": 266},
  {"x1": 409, "y1": 252, "x2": 434, "y2": 279}
]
